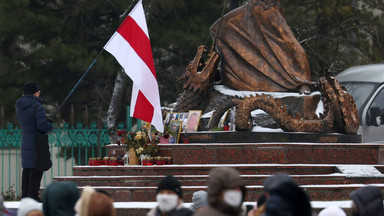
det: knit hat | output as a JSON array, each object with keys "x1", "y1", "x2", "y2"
[
  {"x1": 263, "y1": 173, "x2": 294, "y2": 193},
  {"x1": 156, "y1": 175, "x2": 182, "y2": 199},
  {"x1": 318, "y1": 207, "x2": 346, "y2": 216},
  {"x1": 17, "y1": 197, "x2": 43, "y2": 216},
  {"x1": 23, "y1": 81, "x2": 41, "y2": 94},
  {"x1": 190, "y1": 190, "x2": 208, "y2": 211}
]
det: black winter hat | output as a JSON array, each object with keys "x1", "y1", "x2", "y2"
[
  {"x1": 23, "y1": 81, "x2": 41, "y2": 94},
  {"x1": 157, "y1": 175, "x2": 182, "y2": 198}
]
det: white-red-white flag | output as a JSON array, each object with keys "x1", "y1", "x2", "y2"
[{"x1": 104, "y1": 0, "x2": 164, "y2": 132}]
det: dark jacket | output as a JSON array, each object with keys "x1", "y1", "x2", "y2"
[
  {"x1": 265, "y1": 181, "x2": 312, "y2": 216},
  {"x1": 42, "y1": 181, "x2": 79, "y2": 216},
  {"x1": 16, "y1": 95, "x2": 53, "y2": 168},
  {"x1": 194, "y1": 167, "x2": 246, "y2": 216},
  {"x1": 350, "y1": 186, "x2": 384, "y2": 216}
]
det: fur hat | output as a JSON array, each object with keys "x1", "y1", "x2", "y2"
[
  {"x1": 88, "y1": 192, "x2": 116, "y2": 216},
  {"x1": 17, "y1": 197, "x2": 43, "y2": 216},
  {"x1": 156, "y1": 175, "x2": 182, "y2": 198},
  {"x1": 23, "y1": 81, "x2": 41, "y2": 94},
  {"x1": 75, "y1": 186, "x2": 95, "y2": 216},
  {"x1": 318, "y1": 207, "x2": 346, "y2": 216},
  {"x1": 190, "y1": 190, "x2": 208, "y2": 211}
]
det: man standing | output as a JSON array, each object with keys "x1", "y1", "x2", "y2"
[
  {"x1": 16, "y1": 81, "x2": 53, "y2": 202},
  {"x1": 147, "y1": 175, "x2": 193, "y2": 216}
]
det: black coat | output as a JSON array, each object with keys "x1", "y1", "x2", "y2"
[{"x1": 16, "y1": 95, "x2": 53, "y2": 168}]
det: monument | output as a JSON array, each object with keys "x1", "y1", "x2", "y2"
[{"x1": 173, "y1": 0, "x2": 359, "y2": 137}]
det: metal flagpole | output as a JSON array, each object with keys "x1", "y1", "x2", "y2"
[{"x1": 52, "y1": 49, "x2": 104, "y2": 119}]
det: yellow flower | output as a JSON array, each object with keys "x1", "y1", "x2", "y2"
[
  {"x1": 136, "y1": 147, "x2": 144, "y2": 154},
  {"x1": 143, "y1": 122, "x2": 151, "y2": 130}
]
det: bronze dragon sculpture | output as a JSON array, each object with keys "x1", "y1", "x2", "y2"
[{"x1": 173, "y1": 46, "x2": 359, "y2": 134}]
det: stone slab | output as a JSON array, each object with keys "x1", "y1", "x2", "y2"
[
  {"x1": 180, "y1": 131, "x2": 362, "y2": 143},
  {"x1": 108, "y1": 142, "x2": 382, "y2": 165}
]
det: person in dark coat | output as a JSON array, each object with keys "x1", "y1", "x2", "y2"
[
  {"x1": 42, "y1": 181, "x2": 79, "y2": 216},
  {"x1": 263, "y1": 174, "x2": 312, "y2": 216},
  {"x1": 16, "y1": 81, "x2": 53, "y2": 201},
  {"x1": 147, "y1": 175, "x2": 193, "y2": 216},
  {"x1": 350, "y1": 185, "x2": 384, "y2": 216},
  {"x1": 194, "y1": 167, "x2": 246, "y2": 216}
]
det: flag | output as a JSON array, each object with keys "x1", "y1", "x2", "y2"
[{"x1": 104, "y1": 0, "x2": 164, "y2": 132}]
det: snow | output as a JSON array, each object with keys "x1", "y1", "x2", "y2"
[
  {"x1": 106, "y1": 144, "x2": 120, "y2": 146},
  {"x1": 75, "y1": 163, "x2": 384, "y2": 168},
  {"x1": 337, "y1": 165, "x2": 384, "y2": 177},
  {"x1": 157, "y1": 142, "x2": 382, "y2": 146},
  {"x1": 315, "y1": 99, "x2": 324, "y2": 117},
  {"x1": 213, "y1": 85, "x2": 326, "y2": 131},
  {"x1": 214, "y1": 85, "x2": 321, "y2": 98},
  {"x1": 201, "y1": 110, "x2": 214, "y2": 118},
  {"x1": 55, "y1": 173, "x2": 349, "y2": 179},
  {"x1": 252, "y1": 126, "x2": 284, "y2": 132}
]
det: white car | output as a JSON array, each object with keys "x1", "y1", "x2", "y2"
[{"x1": 336, "y1": 64, "x2": 384, "y2": 142}]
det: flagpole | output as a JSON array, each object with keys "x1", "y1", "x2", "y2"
[{"x1": 52, "y1": 49, "x2": 104, "y2": 119}]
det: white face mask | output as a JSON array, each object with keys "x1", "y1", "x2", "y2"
[
  {"x1": 223, "y1": 190, "x2": 243, "y2": 207},
  {"x1": 156, "y1": 194, "x2": 179, "y2": 212}
]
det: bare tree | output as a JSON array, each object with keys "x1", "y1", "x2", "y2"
[{"x1": 106, "y1": 69, "x2": 129, "y2": 142}]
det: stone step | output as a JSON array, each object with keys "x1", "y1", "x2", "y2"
[
  {"x1": 72, "y1": 184, "x2": 384, "y2": 202},
  {"x1": 55, "y1": 174, "x2": 384, "y2": 187},
  {"x1": 111, "y1": 201, "x2": 354, "y2": 216},
  {"x1": 107, "y1": 142, "x2": 384, "y2": 165},
  {"x1": 72, "y1": 164, "x2": 343, "y2": 176},
  {"x1": 3, "y1": 201, "x2": 354, "y2": 216}
]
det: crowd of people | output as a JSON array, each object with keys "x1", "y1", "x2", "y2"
[{"x1": 1, "y1": 168, "x2": 384, "y2": 216}]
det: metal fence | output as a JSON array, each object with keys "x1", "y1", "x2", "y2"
[{"x1": 0, "y1": 122, "x2": 115, "y2": 199}]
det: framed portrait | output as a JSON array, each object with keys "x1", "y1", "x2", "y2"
[
  {"x1": 178, "y1": 112, "x2": 189, "y2": 131},
  {"x1": 172, "y1": 113, "x2": 180, "y2": 120},
  {"x1": 164, "y1": 112, "x2": 181, "y2": 128},
  {"x1": 185, "y1": 110, "x2": 202, "y2": 133},
  {"x1": 169, "y1": 120, "x2": 182, "y2": 143}
]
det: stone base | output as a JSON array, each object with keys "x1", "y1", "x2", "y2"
[{"x1": 180, "y1": 131, "x2": 362, "y2": 143}]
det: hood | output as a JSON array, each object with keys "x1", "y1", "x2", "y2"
[
  {"x1": 350, "y1": 186, "x2": 384, "y2": 216},
  {"x1": 207, "y1": 167, "x2": 246, "y2": 214},
  {"x1": 266, "y1": 181, "x2": 312, "y2": 216},
  {"x1": 16, "y1": 95, "x2": 41, "y2": 111},
  {"x1": 42, "y1": 181, "x2": 79, "y2": 216}
]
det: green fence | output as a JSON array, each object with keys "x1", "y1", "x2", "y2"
[{"x1": 0, "y1": 121, "x2": 122, "y2": 199}]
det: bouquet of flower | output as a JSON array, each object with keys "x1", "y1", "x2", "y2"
[{"x1": 116, "y1": 122, "x2": 160, "y2": 156}]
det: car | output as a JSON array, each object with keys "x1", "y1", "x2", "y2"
[{"x1": 336, "y1": 63, "x2": 384, "y2": 142}]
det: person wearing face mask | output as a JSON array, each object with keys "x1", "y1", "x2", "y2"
[
  {"x1": 147, "y1": 175, "x2": 193, "y2": 216},
  {"x1": 194, "y1": 167, "x2": 246, "y2": 216}
]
